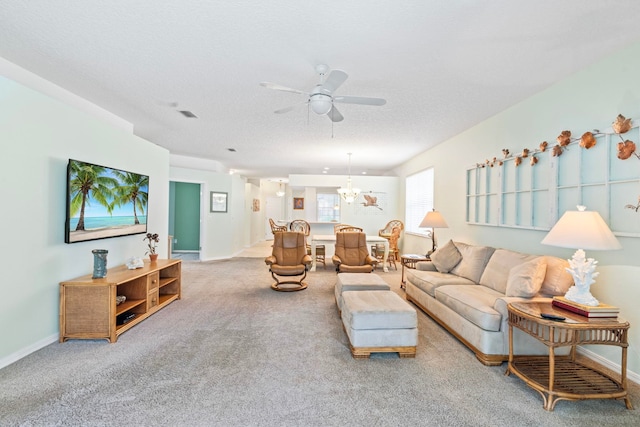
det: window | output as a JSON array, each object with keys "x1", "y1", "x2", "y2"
[
  {"x1": 464, "y1": 131, "x2": 640, "y2": 236},
  {"x1": 317, "y1": 192, "x2": 340, "y2": 222},
  {"x1": 405, "y1": 168, "x2": 434, "y2": 235}
]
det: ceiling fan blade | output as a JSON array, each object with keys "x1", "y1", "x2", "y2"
[
  {"x1": 274, "y1": 100, "x2": 309, "y2": 114},
  {"x1": 334, "y1": 95, "x2": 386, "y2": 106},
  {"x1": 327, "y1": 105, "x2": 344, "y2": 122},
  {"x1": 322, "y1": 70, "x2": 348, "y2": 93},
  {"x1": 260, "y1": 82, "x2": 307, "y2": 95}
]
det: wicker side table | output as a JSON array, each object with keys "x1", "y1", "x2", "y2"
[
  {"x1": 506, "y1": 301, "x2": 632, "y2": 411},
  {"x1": 400, "y1": 254, "x2": 429, "y2": 289}
]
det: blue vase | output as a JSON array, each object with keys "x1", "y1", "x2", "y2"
[{"x1": 92, "y1": 249, "x2": 108, "y2": 279}]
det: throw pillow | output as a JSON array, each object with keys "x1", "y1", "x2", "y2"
[
  {"x1": 430, "y1": 240, "x2": 462, "y2": 273},
  {"x1": 539, "y1": 256, "x2": 574, "y2": 296},
  {"x1": 449, "y1": 242, "x2": 496, "y2": 283},
  {"x1": 505, "y1": 257, "x2": 547, "y2": 297}
]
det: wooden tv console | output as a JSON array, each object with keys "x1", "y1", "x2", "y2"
[{"x1": 59, "y1": 259, "x2": 181, "y2": 343}]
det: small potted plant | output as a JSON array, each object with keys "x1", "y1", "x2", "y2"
[{"x1": 144, "y1": 232, "x2": 160, "y2": 262}]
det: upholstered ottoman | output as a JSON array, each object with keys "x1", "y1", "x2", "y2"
[
  {"x1": 341, "y1": 290, "x2": 418, "y2": 358},
  {"x1": 335, "y1": 273, "x2": 390, "y2": 313}
]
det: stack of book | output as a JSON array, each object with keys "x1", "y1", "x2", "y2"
[{"x1": 552, "y1": 296, "x2": 619, "y2": 318}]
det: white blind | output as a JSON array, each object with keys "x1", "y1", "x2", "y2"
[
  {"x1": 317, "y1": 193, "x2": 340, "y2": 222},
  {"x1": 405, "y1": 168, "x2": 434, "y2": 235}
]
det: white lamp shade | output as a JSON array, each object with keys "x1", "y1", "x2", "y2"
[
  {"x1": 541, "y1": 208, "x2": 621, "y2": 250},
  {"x1": 310, "y1": 94, "x2": 332, "y2": 115},
  {"x1": 419, "y1": 210, "x2": 449, "y2": 229}
]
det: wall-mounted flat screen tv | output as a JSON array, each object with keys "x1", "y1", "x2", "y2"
[{"x1": 65, "y1": 159, "x2": 149, "y2": 244}]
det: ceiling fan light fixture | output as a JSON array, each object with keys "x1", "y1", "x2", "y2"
[
  {"x1": 310, "y1": 93, "x2": 332, "y2": 115},
  {"x1": 261, "y1": 65, "x2": 386, "y2": 123}
]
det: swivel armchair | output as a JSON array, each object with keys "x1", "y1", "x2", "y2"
[
  {"x1": 265, "y1": 231, "x2": 312, "y2": 291},
  {"x1": 332, "y1": 232, "x2": 378, "y2": 273}
]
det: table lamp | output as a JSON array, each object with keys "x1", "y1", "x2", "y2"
[
  {"x1": 541, "y1": 205, "x2": 621, "y2": 306},
  {"x1": 419, "y1": 209, "x2": 448, "y2": 256}
]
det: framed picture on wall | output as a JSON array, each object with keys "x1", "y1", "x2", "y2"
[
  {"x1": 293, "y1": 197, "x2": 304, "y2": 210},
  {"x1": 210, "y1": 191, "x2": 228, "y2": 212},
  {"x1": 253, "y1": 198, "x2": 260, "y2": 212}
]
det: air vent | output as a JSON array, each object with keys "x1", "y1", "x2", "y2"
[{"x1": 178, "y1": 110, "x2": 198, "y2": 118}]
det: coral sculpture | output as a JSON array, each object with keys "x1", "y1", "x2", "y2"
[{"x1": 563, "y1": 249, "x2": 600, "y2": 306}]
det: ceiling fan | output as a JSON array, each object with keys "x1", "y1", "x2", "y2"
[{"x1": 260, "y1": 64, "x2": 386, "y2": 122}]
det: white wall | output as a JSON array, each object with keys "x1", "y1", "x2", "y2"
[
  {"x1": 394, "y1": 41, "x2": 640, "y2": 377},
  {"x1": 288, "y1": 174, "x2": 402, "y2": 236},
  {"x1": 169, "y1": 166, "x2": 248, "y2": 259},
  {"x1": 246, "y1": 182, "x2": 263, "y2": 245},
  {"x1": 0, "y1": 71, "x2": 170, "y2": 367}
]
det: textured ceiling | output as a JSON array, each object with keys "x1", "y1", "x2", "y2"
[{"x1": 2, "y1": 1, "x2": 640, "y2": 179}]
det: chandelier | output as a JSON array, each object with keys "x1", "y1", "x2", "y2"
[
  {"x1": 275, "y1": 181, "x2": 285, "y2": 197},
  {"x1": 337, "y1": 153, "x2": 360, "y2": 204}
]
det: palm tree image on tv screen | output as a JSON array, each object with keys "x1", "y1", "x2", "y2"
[{"x1": 65, "y1": 159, "x2": 149, "y2": 243}]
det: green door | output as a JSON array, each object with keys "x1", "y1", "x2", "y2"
[{"x1": 171, "y1": 182, "x2": 201, "y2": 251}]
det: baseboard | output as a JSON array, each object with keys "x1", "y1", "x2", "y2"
[
  {"x1": 202, "y1": 255, "x2": 233, "y2": 261},
  {"x1": 577, "y1": 346, "x2": 640, "y2": 385},
  {"x1": 0, "y1": 333, "x2": 58, "y2": 370}
]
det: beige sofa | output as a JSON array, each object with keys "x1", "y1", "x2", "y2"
[{"x1": 405, "y1": 241, "x2": 573, "y2": 366}]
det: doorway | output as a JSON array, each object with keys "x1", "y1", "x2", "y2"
[
  {"x1": 169, "y1": 181, "x2": 201, "y2": 260},
  {"x1": 264, "y1": 196, "x2": 285, "y2": 240}
]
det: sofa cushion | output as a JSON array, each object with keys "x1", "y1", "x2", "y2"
[
  {"x1": 505, "y1": 257, "x2": 547, "y2": 297},
  {"x1": 435, "y1": 285, "x2": 503, "y2": 332},
  {"x1": 430, "y1": 240, "x2": 462, "y2": 273},
  {"x1": 406, "y1": 269, "x2": 475, "y2": 298},
  {"x1": 539, "y1": 256, "x2": 574, "y2": 296},
  {"x1": 449, "y1": 242, "x2": 495, "y2": 284},
  {"x1": 416, "y1": 261, "x2": 437, "y2": 271},
  {"x1": 479, "y1": 249, "x2": 539, "y2": 294}
]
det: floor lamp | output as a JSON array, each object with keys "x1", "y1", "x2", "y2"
[{"x1": 419, "y1": 209, "x2": 448, "y2": 256}]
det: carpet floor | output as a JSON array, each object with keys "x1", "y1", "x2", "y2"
[{"x1": 1, "y1": 257, "x2": 638, "y2": 426}]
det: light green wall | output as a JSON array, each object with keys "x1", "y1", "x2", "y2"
[
  {"x1": 394, "y1": 41, "x2": 640, "y2": 376},
  {"x1": 0, "y1": 75, "x2": 170, "y2": 367}
]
